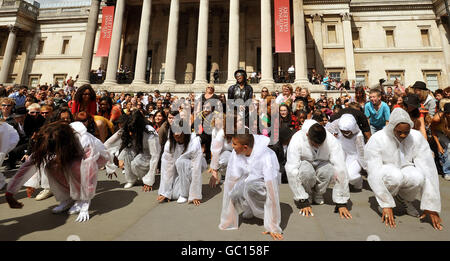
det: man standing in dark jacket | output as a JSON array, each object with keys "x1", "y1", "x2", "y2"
[{"x1": 228, "y1": 70, "x2": 253, "y2": 128}]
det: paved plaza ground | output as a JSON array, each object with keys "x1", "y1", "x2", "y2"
[{"x1": 0, "y1": 166, "x2": 449, "y2": 241}]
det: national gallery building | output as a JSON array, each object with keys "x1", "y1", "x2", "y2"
[{"x1": 0, "y1": 0, "x2": 449, "y2": 94}]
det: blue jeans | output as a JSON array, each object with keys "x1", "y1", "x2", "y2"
[{"x1": 439, "y1": 148, "x2": 450, "y2": 175}]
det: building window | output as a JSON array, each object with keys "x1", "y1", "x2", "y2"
[
  {"x1": 61, "y1": 39, "x2": 70, "y2": 54},
  {"x1": 421, "y1": 29, "x2": 430, "y2": 47},
  {"x1": 16, "y1": 41, "x2": 23, "y2": 55},
  {"x1": 53, "y1": 74, "x2": 67, "y2": 86},
  {"x1": 28, "y1": 75, "x2": 41, "y2": 88},
  {"x1": 423, "y1": 71, "x2": 441, "y2": 92},
  {"x1": 37, "y1": 40, "x2": 45, "y2": 55},
  {"x1": 326, "y1": 68, "x2": 344, "y2": 82},
  {"x1": 327, "y1": 25, "x2": 337, "y2": 44},
  {"x1": 352, "y1": 30, "x2": 360, "y2": 48},
  {"x1": 386, "y1": 70, "x2": 404, "y2": 83},
  {"x1": 356, "y1": 72, "x2": 368, "y2": 87},
  {"x1": 385, "y1": 30, "x2": 395, "y2": 48}
]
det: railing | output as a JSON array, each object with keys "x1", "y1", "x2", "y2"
[
  {"x1": 89, "y1": 70, "x2": 314, "y2": 85},
  {"x1": 273, "y1": 70, "x2": 295, "y2": 83},
  {"x1": 1, "y1": 0, "x2": 39, "y2": 17}
]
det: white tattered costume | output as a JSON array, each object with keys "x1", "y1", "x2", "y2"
[
  {"x1": 326, "y1": 114, "x2": 367, "y2": 189},
  {"x1": 210, "y1": 128, "x2": 233, "y2": 178},
  {"x1": 6, "y1": 122, "x2": 110, "y2": 222},
  {"x1": 158, "y1": 133, "x2": 207, "y2": 202},
  {"x1": 219, "y1": 135, "x2": 282, "y2": 234},
  {"x1": 0, "y1": 122, "x2": 20, "y2": 190},
  {"x1": 365, "y1": 108, "x2": 441, "y2": 212},
  {"x1": 104, "y1": 129, "x2": 122, "y2": 175},
  {"x1": 285, "y1": 120, "x2": 350, "y2": 204},
  {"x1": 105, "y1": 125, "x2": 161, "y2": 187}
]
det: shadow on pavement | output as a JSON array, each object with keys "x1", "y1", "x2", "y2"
[
  {"x1": 0, "y1": 206, "x2": 69, "y2": 241},
  {"x1": 90, "y1": 190, "x2": 138, "y2": 218},
  {"x1": 201, "y1": 184, "x2": 222, "y2": 203},
  {"x1": 280, "y1": 202, "x2": 293, "y2": 230},
  {"x1": 236, "y1": 202, "x2": 293, "y2": 231},
  {"x1": 96, "y1": 180, "x2": 122, "y2": 194}
]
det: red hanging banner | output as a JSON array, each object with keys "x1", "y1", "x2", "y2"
[
  {"x1": 274, "y1": 0, "x2": 292, "y2": 53},
  {"x1": 96, "y1": 6, "x2": 115, "y2": 57}
]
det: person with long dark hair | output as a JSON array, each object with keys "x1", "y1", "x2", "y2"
[
  {"x1": 71, "y1": 84, "x2": 97, "y2": 116},
  {"x1": 152, "y1": 110, "x2": 166, "y2": 133},
  {"x1": 5, "y1": 121, "x2": 109, "y2": 222},
  {"x1": 112, "y1": 111, "x2": 161, "y2": 190},
  {"x1": 157, "y1": 126, "x2": 206, "y2": 205},
  {"x1": 98, "y1": 96, "x2": 122, "y2": 124}
]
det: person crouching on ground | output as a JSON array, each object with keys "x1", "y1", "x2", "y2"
[
  {"x1": 365, "y1": 108, "x2": 443, "y2": 230},
  {"x1": 157, "y1": 127, "x2": 206, "y2": 205},
  {"x1": 326, "y1": 114, "x2": 367, "y2": 191},
  {"x1": 219, "y1": 134, "x2": 283, "y2": 240},
  {"x1": 285, "y1": 120, "x2": 352, "y2": 219},
  {"x1": 5, "y1": 121, "x2": 109, "y2": 222}
]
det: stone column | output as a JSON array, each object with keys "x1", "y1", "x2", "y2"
[
  {"x1": 226, "y1": 0, "x2": 239, "y2": 86},
  {"x1": 311, "y1": 13, "x2": 324, "y2": 75},
  {"x1": 0, "y1": 25, "x2": 18, "y2": 84},
  {"x1": 162, "y1": 0, "x2": 180, "y2": 88},
  {"x1": 293, "y1": 0, "x2": 309, "y2": 85},
  {"x1": 341, "y1": 12, "x2": 356, "y2": 82},
  {"x1": 77, "y1": 0, "x2": 101, "y2": 85},
  {"x1": 104, "y1": 0, "x2": 126, "y2": 85},
  {"x1": 259, "y1": 0, "x2": 274, "y2": 88},
  {"x1": 437, "y1": 18, "x2": 450, "y2": 86},
  {"x1": 193, "y1": 0, "x2": 209, "y2": 86},
  {"x1": 132, "y1": 0, "x2": 152, "y2": 85},
  {"x1": 210, "y1": 9, "x2": 221, "y2": 83}
]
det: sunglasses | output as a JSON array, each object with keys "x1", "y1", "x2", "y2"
[
  {"x1": 41, "y1": 111, "x2": 50, "y2": 115},
  {"x1": 2, "y1": 104, "x2": 13, "y2": 107},
  {"x1": 29, "y1": 111, "x2": 39, "y2": 114},
  {"x1": 262, "y1": 90, "x2": 268, "y2": 92}
]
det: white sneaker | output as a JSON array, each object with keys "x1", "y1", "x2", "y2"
[
  {"x1": 68, "y1": 202, "x2": 82, "y2": 215},
  {"x1": 313, "y1": 193, "x2": 324, "y2": 205},
  {"x1": 177, "y1": 196, "x2": 188, "y2": 204},
  {"x1": 123, "y1": 182, "x2": 135, "y2": 189},
  {"x1": 395, "y1": 195, "x2": 419, "y2": 217},
  {"x1": 35, "y1": 189, "x2": 53, "y2": 201},
  {"x1": 52, "y1": 199, "x2": 74, "y2": 214},
  {"x1": 444, "y1": 174, "x2": 450, "y2": 181}
]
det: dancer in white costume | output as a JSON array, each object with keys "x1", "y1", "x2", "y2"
[
  {"x1": 285, "y1": 120, "x2": 352, "y2": 219},
  {"x1": 0, "y1": 121, "x2": 20, "y2": 190},
  {"x1": 5, "y1": 121, "x2": 109, "y2": 223},
  {"x1": 365, "y1": 108, "x2": 443, "y2": 230},
  {"x1": 105, "y1": 111, "x2": 160, "y2": 190},
  {"x1": 219, "y1": 134, "x2": 283, "y2": 240},
  {"x1": 209, "y1": 113, "x2": 233, "y2": 187},
  {"x1": 157, "y1": 128, "x2": 206, "y2": 205},
  {"x1": 326, "y1": 114, "x2": 367, "y2": 191}
]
